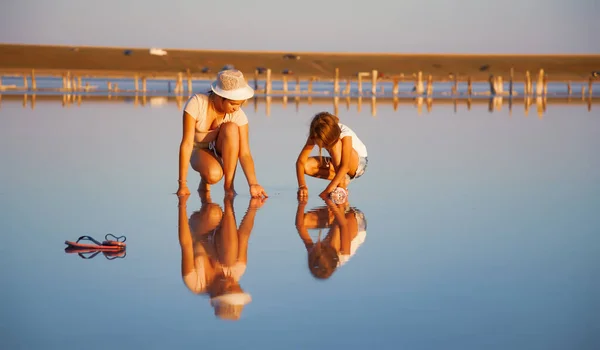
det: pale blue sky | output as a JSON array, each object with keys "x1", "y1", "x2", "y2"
[{"x1": 1, "y1": 0, "x2": 598, "y2": 53}]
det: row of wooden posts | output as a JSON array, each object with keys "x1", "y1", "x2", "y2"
[
  {"x1": 151, "y1": 68, "x2": 597, "y2": 97},
  {"x1": 10, "y1": 92, "x2": 593, "y2": 121},
  {"x1": 2, "y1": 68, "x2": 596, "y2": 97},
  {"x1": 257, "y1": 68, "x2": 594, "y2": 98}
]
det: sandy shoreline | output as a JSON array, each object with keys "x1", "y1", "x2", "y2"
[{"x1": 1, "y1": 43, "x2": 599, "y2": 83}]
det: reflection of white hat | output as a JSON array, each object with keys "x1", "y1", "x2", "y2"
[
  {"x1": 211, "y1": 69, "x2": 254, "y2": 101},
  {"x1": 210, "y1": 292, "x2": 252, "y2": 307},
  {"x1": 210, "y1": 292, "x2": 252, "y2": 321}
]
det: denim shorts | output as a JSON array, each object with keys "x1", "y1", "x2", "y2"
[{"x1": 347, "y1": 157, "x2": 368, "y2": 182}]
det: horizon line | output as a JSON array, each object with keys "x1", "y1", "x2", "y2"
[{"x1": 2, "y1": 42, "x2": 599, "y2": 57}]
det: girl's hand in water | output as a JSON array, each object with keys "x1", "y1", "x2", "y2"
[
  {"x1": 250, "y1": 184, "x2": 268, "y2": 198},
  {"x1": 176, "y1": 184, "x2": 191, "y2": 197},
  {"x1": 297, "y1": 185, "x2": 308, "y2": 202},
  {"x1": 249, "y1": 196, "x2": 267, "y2": 210}
]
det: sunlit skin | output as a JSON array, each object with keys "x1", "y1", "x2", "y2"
[
  {"x1": 176, "y1": 93, "x2": 268, "y2": 199},
  {"x1": 295, "y1": 135, "x2": 360, "y2": 201},
  {"x1": 177, "y1": 192, "x2": 266, "y2": 300},
  {"x1": 294, "y1": 198, "x2": 360, "y2": 279}
]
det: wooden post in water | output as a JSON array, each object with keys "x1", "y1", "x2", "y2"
[
  {"x1": 254, "y1": 69, "x2": 259, "y2": 90},
  {"x1": 187, "y1": 70, "x2": 193, "y2": 94},
  {"x1": 295, "y1": 77, "x2": 300, "y2": 95},
  {"x1": 509, "y1": 67, "x2": 514, "y2": 97},
  {"x1": 496, "y1": 76, "x2": 504, "y2": 95},
  {"x1": 392, "y1": 77, "x2": 399, "y2": 96},
  {"x1": 416, "y1": 97, "x2": 423, "y2": 115},
  {"x1": 426, "y1": 75, "x2": 433, "y2": 96},
  {"x1": 357, "y1": 73, "x2": 363, "y2": 95},
  {"x1": 142, "y1": 77, "x2": 147, "y2": 93},
  {"x1": 178, "y1": 73, "x2": 184, "y2": 94},
  {"x1": 265, "y1": 69, "x2": 272, "y2": 95},
  {"x1": 65, "y1": 72, "x2": 72, "y2": 92},
  {"x1": 31, "y1": 70, "x2": 36, "y2": 91},
  {"x1": 22, "y1": 74, "x2": 28, "y2": 90},
  {"x1": 334, "y1": 68, "x2": 340, "y2": 95},
  {"x1": 489, "y1": 75, "x2": 496, "y2": 95},
  {"x1": 134, "y1": 75, "x2": 139, "y2": 92},
  {"x1": 61, "y1": 74, "x2": 65, "y2": 91},
  {"x1": 371, "y1": 70, "x2": 378, "y2": 96},
  {"x1": 581, "y1": 85, "x2": 586, "y2": 100},
  {"x1": 334, "y1": 96, "x2": 339, "y2": 116},
  {"x1": 536, "y1": 69, "x2": 544, "y2": 97},
  {"x1": 77, "y1": 76, "x2": 82, "y2": 91},
  {"x1": 567, "y1": 82, "x2": 572, "y2": 96},
  {"x1": 371, "y1": 97, "x2": 377, "y2": 117},
  {"x1": 282, "y1": 75, "x2": 288, "y2": 95},
  {"x1": 308, "y1": 77, "x2": 314, "y2": 95},
  {"x1": 415, "y1": 71, "x2": 424, "y2": 95},
  {"x1": 266, "y1": 96, "x2": 271, "y2": 116},
  {"x1": 525, "y1": 71, "x2": 531, "y2": 95},
  {"x1": 451, "y1": 74, "x2": 458, "y2": 95},
  {"x1": 344, "y1": 78, "x2": 351, "y2": 95},
  {"x1": 467, "y1": 76, "x2": 472, "y2": 96}
]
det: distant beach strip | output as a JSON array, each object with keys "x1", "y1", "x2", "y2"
[{"x1": 0, "y1": 43, "x2": 598, "y2": 97}]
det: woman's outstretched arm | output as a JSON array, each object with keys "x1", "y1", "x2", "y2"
[
  {"x1": 238, "y1": 124, "x2": 268, "y2": 198},
  {"x1": 177, "y1": 112, "x2": 196, "y2": 196}
]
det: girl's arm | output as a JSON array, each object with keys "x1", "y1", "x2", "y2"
[
  {"x1": 325, "y1": 199, "x2": 351, "y2": 254},
  {"x1": 177, "y1": 112, "x2": 196, "y2": 196},
  {"x1": 296, "y1": 137, "x2": 315, "y2": 188},
  {"x1": 322, "y1": 136, "x2": 353, "y2": 195},
  {"x1": 295, "y1": 201, "x2": 314, "y2": 249}
]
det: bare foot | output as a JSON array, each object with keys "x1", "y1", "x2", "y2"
[{"x1": 224, "y1": 188, "x2": 237, "y2": 199}]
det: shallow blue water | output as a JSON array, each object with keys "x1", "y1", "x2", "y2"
[{"x1": 0, "y1": 93, "x2": 599, "y2": 350}]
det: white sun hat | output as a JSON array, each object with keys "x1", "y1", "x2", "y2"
[{"x1": 210, "y1": 69, "x2": 255, "y2": 101}]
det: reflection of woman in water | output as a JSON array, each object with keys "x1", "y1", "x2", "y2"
[
  {"x1": 295, "y1": 198, "x2": 367, "y2": 279},
  {"x1": 177, "y1": 193, "x2": 265, "y2": 321}
]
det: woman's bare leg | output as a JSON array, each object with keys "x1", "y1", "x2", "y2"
[
  {"x1": 304, "y1": 156, "x2": 336, "y2": 180},
  {"x1": 303, "y1": 143, "x2": 359, "y2": 188},
  {"x1": 326, "y1": 141, "x2": 359, "y2": 188},
  {"x1": 190, "y1": 149, "x2": 223, "y2": 193},
  {"x1": 215, "y1": 122, "x2": 240, "y2": 196},
  {"x1": 215, "y1": 196, "x2": 238, "y2": 267}
]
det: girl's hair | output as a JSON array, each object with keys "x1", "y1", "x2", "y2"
[
  {"x1": 309, "y1": 112, "x2": 341, "y2": 162},
  {"x1": 308, "y1": 241, "x2": 339, "y2": 279}
]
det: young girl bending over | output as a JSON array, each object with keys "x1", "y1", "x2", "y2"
[{"x1": 296, "y1": 112, "x2": 368, "y2": 200}]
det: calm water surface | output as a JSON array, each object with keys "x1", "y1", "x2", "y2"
[{"x1": 1, "y1": 94, "x2": 599, "y2": 350}]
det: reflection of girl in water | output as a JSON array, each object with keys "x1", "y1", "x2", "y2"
[
  {"x1": 295, "y1": 198, "x2": 367, "y2": 279},
  {"x1": 177, "y1": 193, "x2": 265, "y2": 321}
]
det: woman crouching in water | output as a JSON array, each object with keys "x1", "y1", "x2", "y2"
[{"x1": 176, "y1": 69, "x2": 268, "y2": 198}]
